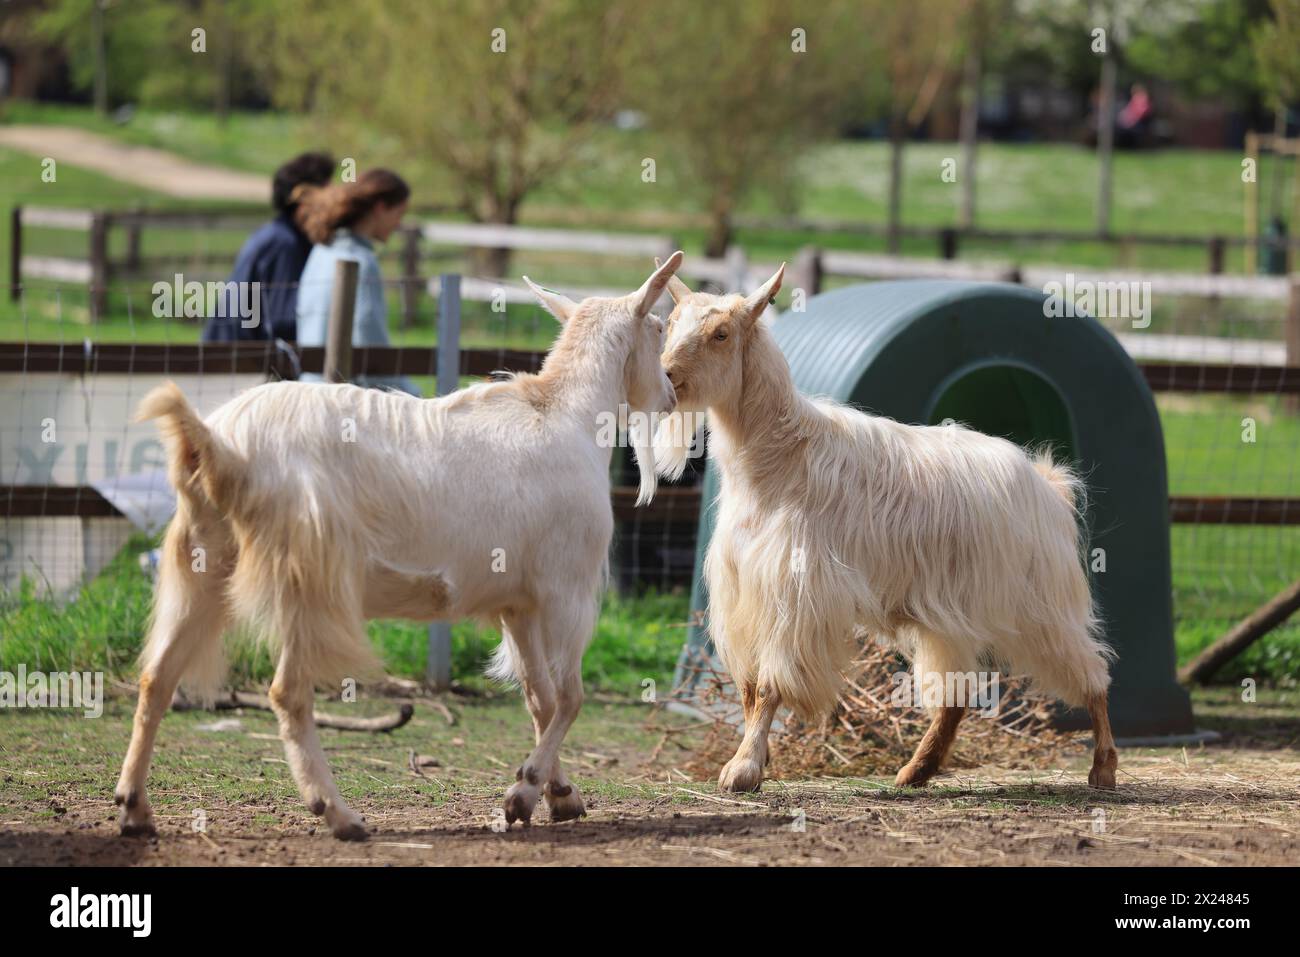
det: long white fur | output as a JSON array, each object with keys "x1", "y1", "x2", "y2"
[
  {"x1": 654, "y1": 273, "x2": 1113, "y2": 726},
  {"x1": 113, "y1": 253, "x2": 683, "y2": 840}
]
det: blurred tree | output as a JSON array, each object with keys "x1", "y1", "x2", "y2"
[
  {"x1": 251, "y1": 0, "x2": 634, "y2": 276},
  {"x1": 957, "y1": 1, "x2": 1001, "y2": 228},
  {"x1": 879, "y1": 0, "x2": 969, "y2": 251},
  {"x1": 1127, "y1": 0, "x2": 1273, "y2": 108},
  {"x1": 28, "y1": 0, "x2": 269, "y2": 113},
  {"x1": 1250, "y1": 0, "x2": 1300, "y2": 225},
  {"x1": 624, "y1": 0, "x2": 866, "y2": 258},
  {"x1": 987, "y1": 0, "x2": 1107, "y2": 102},
  {"x1": 1252, "y1": 0, "x2": 1300, "y2": 106}
]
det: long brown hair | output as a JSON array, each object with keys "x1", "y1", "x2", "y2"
[{"x1": 295, "y1": 169, "x2": 410, "y2": 244}]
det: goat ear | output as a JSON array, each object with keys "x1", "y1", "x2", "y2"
[
  {"x1": 522, "y1": 276, "x2": 578, "y2": 324},
  {"x1": 654, "y1": 255, "x2": 694, "y2": 304},
  {"x1": 634, "y1": 250, "x2": 684, "y2": 316},
  {"x1": 742, "y1": 262, "x2": 786, "y2": 327}
]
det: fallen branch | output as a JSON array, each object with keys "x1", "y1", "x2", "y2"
[
  {"x1": 170, "y1": 689, "x2": 414, "y2": 733},
  {"x1": 1179, "y1": 578, "x2": 1300, "y2": 685}
]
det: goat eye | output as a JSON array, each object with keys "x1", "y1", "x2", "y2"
[{"x1": 714, "y1": 329, "x2": 728, "y2": 342}]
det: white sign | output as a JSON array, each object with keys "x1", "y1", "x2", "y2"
[{"x1": 1, "y1": 373, "x2": 261, "y2": 596}]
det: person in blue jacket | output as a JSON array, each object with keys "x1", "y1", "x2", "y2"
[
  {"x1": 202, "y1": 152, "x2": 335, "y2": 342},
  {"x1": 296, "y1": 168, "x2": 419, "y2": 396}
]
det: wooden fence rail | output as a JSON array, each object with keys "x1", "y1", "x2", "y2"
[{"x1": 14, "y1": 205, "x2": 1300, "y2": 322}]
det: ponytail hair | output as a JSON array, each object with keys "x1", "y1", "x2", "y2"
[{"x1": 296, "y1": 169, "x2": 411, "y2": 245}]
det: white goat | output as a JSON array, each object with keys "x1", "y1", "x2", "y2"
[
  {"x1": 654, "y1": 263, "x2": 1118, "y2": 793},
  {"x1": 113, "y1": 253, "x2": 683, "y2": 840}
]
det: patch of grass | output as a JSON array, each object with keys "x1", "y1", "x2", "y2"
[
  {"x1": 1158, "y1": 393, "x2": 1300, "y2": 682},
  {"x1": 0, "y1": 534, "x2": 690, "y2": 694}
]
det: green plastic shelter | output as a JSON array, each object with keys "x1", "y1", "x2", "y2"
[{"x1": 676, "y1": 280, "x2": 1194, "y2": 737}]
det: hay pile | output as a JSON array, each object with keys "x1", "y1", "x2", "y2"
[{"x1": 679, "y1": 641, "x2": 1077, "y2": 781}]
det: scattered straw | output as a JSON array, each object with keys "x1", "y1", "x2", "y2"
[{"x1": 678, "y1": 641, "x2": 1080, "y2": 780}]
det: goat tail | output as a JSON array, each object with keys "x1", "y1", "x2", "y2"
[
  {"x1": 136, "y1": 381, "x2": 243, "y2": 512},
  {"x1": 486, "y1": 635, "x2": 519, "y2": 686},
  {"x1": 1032, "y1": 451, "x2": 1085, "y2": 515}
]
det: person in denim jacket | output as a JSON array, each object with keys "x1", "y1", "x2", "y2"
[{"x1": 296, "y1": 169, "x2": 420, "y2": 396}]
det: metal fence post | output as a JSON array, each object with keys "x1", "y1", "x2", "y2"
[
  {"x1": 324, "y1": 258, "x2": 359, "y2": 382},
  {"x1": 426, "y1": 273, "x2": 461, "y2": 691}
]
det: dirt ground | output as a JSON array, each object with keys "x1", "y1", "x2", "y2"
[{"x1": 2, "y1": 688, "x2": 1297, "y2": 866}]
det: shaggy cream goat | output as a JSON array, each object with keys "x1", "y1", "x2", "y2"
[
  {"x1": 654, "y1": 263, "x2": 1117, "y2": 794},
  {"x1": 113, "y1": 253, "x2": 684, "y2": 841}
]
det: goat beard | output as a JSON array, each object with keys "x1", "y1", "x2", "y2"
[
  {"x1": 628, "y1": 403, "x2": 660, "y2": 506},
  {"x1": 652, "y1": 407, "x2": 704, "y2": 483}
]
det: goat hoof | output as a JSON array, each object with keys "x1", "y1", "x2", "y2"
[
  {"x1": 119, "y1": 819, "x2": 157, "y2": 839},
  {"x1": 331, "y1": 821, "x2": 370, "y2": 842},
  {"x1": 718, "y1": 758, "x2": 763, "y2": 793},
  {"x1": 545, "y1": 786, "x2": 586, "y2": 822},
  {"x1": 893, "y1": 763, "x2": 936, "y2": 788},
  {"x1": 503, "y1": 781, "x2": 538, "y2": 826},
  {"x1": 1088, "y1": 766, "x2": 1117, "y2": 790},
  {"x1": 118, "y1": 795, "x2": 155, "y2": 838}
]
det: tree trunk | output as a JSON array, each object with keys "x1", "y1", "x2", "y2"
[
  {"x1": 472, "y1": 196, "x2": 520, "y2": 278},
  {"x1": 958, "y1": 46, "x2": 981, "y2": 229},
  {"x1": 214, "y1": 7, "x2": 232, "y2": 126},
  {"x1": 91, "y1": 0, "x2": 108, "y2": 117},
  {"x1": 1096, "y1": 52, "x2": 1116, "y2": 236},
  {"x1": 1268, "y1": 106, "x2": 1287, "y2": 221},
  {"x1": 704, "y1": 202, "x2": 733, "y2": 259},
  {"x1": 887, "y1": 114, "x2": 906, "y2": 254}
]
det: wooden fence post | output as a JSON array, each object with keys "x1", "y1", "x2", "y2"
[
  {"x1": 9, "y1": 206, "x2": 20, "y2": 303},
  {"x1": 125, "y1": 209, "x2": 142, "y2": 274},
  {"x1": 939, "y1": 227, "x2": 958, "y2": 260},
  {"x1": 792, "y1": 246, "x2": 822, "y2": 299},
  {"x1": 1207, "y1": 236, "x2": 1225, "y2": 275},
  {"x1": 725, "y1": 245, "x2": 748, "y2": 293},
  {"x1": 401, "y1": 227, "x2": 420, "y2": 328},
  {"x1": 88, "y1": 212, "x2": 108, "y2": 321},
  {"x1": 425, "y1": 273, "x2": 461, "y2": 692},
  {"x1": 324, "y1": 258, "x2": 359, "y2": 383}
]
